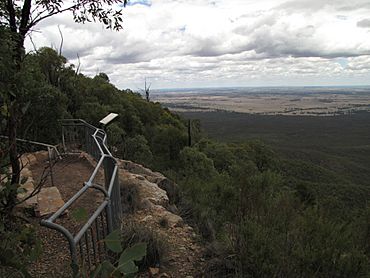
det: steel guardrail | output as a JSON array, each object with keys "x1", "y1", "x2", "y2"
[
  {"x1": 40, "y1": 119, "x2": 122, "y2": 276},
  {"x1": 0, "y1": 135, "x2": 61, "y2": 186}
]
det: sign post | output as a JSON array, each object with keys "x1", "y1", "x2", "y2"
[{"x1": 99, "y1": 113, "x2": 119, "y2": 128}]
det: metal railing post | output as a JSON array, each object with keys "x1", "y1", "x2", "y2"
[
  {"x1": 62, "y1": 125, "x2": 66, "y2": 152},
  {"x1": 106, "y1": 201, "x2": 114, "y2": 234},
  {"x1": 47, "y1": 146, "x2": 55, "y2": 187}
]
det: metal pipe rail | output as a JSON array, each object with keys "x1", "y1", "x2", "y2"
[
  {"x1": 0, "y1": 135, "x2": 61, "y2": 159},
  {"x1": 40, "y1": 119, "x2": 122, "y2": 276},
  {"x1": 0, "y1": 135, "x2": 61, "y2": 186}
]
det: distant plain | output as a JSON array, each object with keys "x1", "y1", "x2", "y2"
[{"x1": 152, "y1": 86, "x2": 370, "y2": 116}]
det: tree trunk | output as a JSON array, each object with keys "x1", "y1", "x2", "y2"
[
  {"x1": 8, "y1": 34, "x2": 25, "y2": 186},
  {"x1": 8, "y1": 100, "x2": 20, "y2": 185},
  {"x1": 188, "y1": 119, "x2": 192, "y2": 147}
]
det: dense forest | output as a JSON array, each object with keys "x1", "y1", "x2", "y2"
[{"x1": 1, "y1": 38, "x2": 370, "y2": 277}]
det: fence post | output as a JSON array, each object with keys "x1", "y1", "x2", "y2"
[
  {"x1": 62, "y1": 125, "x2": 66, "y2": 152},
  {"x1": 104, "y1": 156, "x2": 115, "y2": 233},
  {"x1": 47, "y1": 146, "x2": 54, "y2": 187}
]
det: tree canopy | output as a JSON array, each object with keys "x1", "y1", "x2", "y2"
[
  {"x1": 0, "y1": 0, "x2": 129, "y2": 185},
  {"x1": 1, "y1": 0, "x2": 128, "y2": 35}
]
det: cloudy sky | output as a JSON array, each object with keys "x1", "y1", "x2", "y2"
[{"x1": 26, "y1": 0, "x2": 370, "y2": 89}]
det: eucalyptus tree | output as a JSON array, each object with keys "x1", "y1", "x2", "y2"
[{"x1": 0, "y1": 0, "x2": 128, "y2": 186}]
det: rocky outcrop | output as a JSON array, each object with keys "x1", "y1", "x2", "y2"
[
  {"x1": 118, "y1": 160, "x2": 183, "y2": 228},
  {"x1": 17, "y1": 153, "x2": 38, "y2": 209},
  {"x1": 118, "y1": 160, "x2": 205, "y2": 277},
  {"x1": 120, "y1": 171, "x2": 169, "y2": 209},
  {"x1": 119, "y1": 160, "x2": 180, "y2": 204},
  {"x1": 17, "y1": 152, "x2": 65, "y2": 216}
]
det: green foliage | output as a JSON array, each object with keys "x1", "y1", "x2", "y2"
[
  {"x1": 0, "y1": 166, "x2": 42, "y2": 277},
  {"x1": 171, "y1": 137, "x2": 370, "y2": 277},
  {"x1": 117, "y1": 243, "x2": 147, "y2": 275},
  {"x1": 120, "y1": 222, "x2": 168, "y2": 269},
  {"x1": 71, "y1": 208, "x2": 88, "y2": 222},
  {"x1": 179, "y1": 146, "x2": 217, "y2": 179},
  {"x1": 0, "y1": 46, "x2": 188, "y2": 170},
  {"x1": 123, "y1": 135, "x2": 153, "y2": 165},
  {"x1": 0, "y1": 27, "x2": 16, "y2": 100},
  {"x1": 104, "y1": 230, "x2": 123, "y2": 253},
  {"x1": 150, "y1": 124, "x2": 187, "y2": 169},
  {"x1": 0, "y1": 224, "x2": 42, "y2": 277},
  {"x1": 196, "y1": 139, "x2": 235, "y2": 172},
  {"x1": 91, "y1": 230, "x2": 147, "y2": 278},
  {"x1": 0, "y1": 169, "x2": 17, "y2": 213}
]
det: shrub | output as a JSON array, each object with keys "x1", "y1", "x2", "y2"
[{"x1": 120, "y1": 221, "x2": 168, "y2": 270}]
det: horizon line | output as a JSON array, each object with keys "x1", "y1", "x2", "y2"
[{"x1": 150, "y1": 84, "x2": 370, "y2": 91}]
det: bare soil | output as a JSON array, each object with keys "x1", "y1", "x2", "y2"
[{"x1": 29, "y1": 155, "x2": 104, "y2": 277}]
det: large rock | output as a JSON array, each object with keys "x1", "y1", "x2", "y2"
[
  {"x1": 146, "y1": 176, "x2": 180, "y2": 204},
  {"x1": 20, "y1": 153, "x2": 37, "y2": 167},
  {"x1": 158, "y1": 209, "x2": 184, "y2": 228},
  {"x1": 118, "y1": 158, "x2": 184, "y2": 230},
  {"x1": 17, "y1": 181, "x2": 35, "y2": 202},
  {"x1": 20, "y1": 167, "x2": 33, "y2": 180},
  {"x1": 36, "y1": 187, "x2": 65, "y2": 217},
  {"x1": 17, "y1": 180, "x2": 38, "y2": 209},
  {"x1": 33, "y1": 150, "x2": 50, "y2": 162},
  {"x1": 120, "y1": 160, "x2": 180, "y2": 204},
  {"x1": 120, "y1": 171, "x2": 169, "y2": 211},
  {"x1": 138, "y1": 205, "x2": 184, "y2": 228},
  {"x1": 119, "y1": 160, "x2": 163, "y2": 179}
]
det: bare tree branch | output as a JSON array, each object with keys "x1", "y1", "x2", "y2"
[
  {"x1": 57, "y1": 25, "x2": 64, "y2": 56},
  {"x1": 144, "y1": 78, "x2": 151, "y2": 102},
  {"x1": 28, "y1": 1, "x2": 88, "y2": 31},
  {"x1": 28, "y1": 34, "x2": 38, "y2": 53},
  {"x1": 76, "y1": 53, "x2": 81, "y2": 75},
  {"x1": 15, "y1": 163, "x2": 50, "y2": 207}
]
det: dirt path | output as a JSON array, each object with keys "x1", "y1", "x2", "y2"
[{"x1": 29, "y1": 155, "x2": 104, "y2": 277}]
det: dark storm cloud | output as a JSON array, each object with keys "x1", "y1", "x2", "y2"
[
  {"x1": 357, "y1": 19, "x2": 370, "y2": 28},
  {"x1": 279, "y1": 0, "x2": 370, "y2": 12},
  {"x1": 337, "y1": 2, "x2": 370, "y2": 11},
  {"x1": 190, "y1": 39, "x2": 251, "y2": 58},
  {"x1": 62, "y1": 48, "x2": 92, "y2": 61},
  {"x1": 277, "y1": 0, "x2": 333, "y2": 12},
  {"x1": 105, "y1": 52, "x2": 149, "y2": 64}
]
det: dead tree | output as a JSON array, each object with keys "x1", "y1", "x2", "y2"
[{"x1": 144, "y1": 78, "x2": 151, "y2": 102}]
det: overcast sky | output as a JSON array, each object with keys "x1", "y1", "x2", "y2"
[{"x1": 26, "y1": 0, "x2": 370, "y2": 89}]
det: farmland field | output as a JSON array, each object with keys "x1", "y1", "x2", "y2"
[{"x1": 152, "y1": 86, "x2": 370, "y2": 116}]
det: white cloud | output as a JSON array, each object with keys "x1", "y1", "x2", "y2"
[{"x1": 25, "y1": 0, "x2": 370, "y2": 88}]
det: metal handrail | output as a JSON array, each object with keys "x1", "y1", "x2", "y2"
[
  {"x1": 40, "y1": 119, "x2": 122, "y2": 276},
  {"x1": 0, "y1": 135, "x2": 61, "y2": 160},
  {"x1": 0, "y1": 135, "x2": 61, "y2": 186}
]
